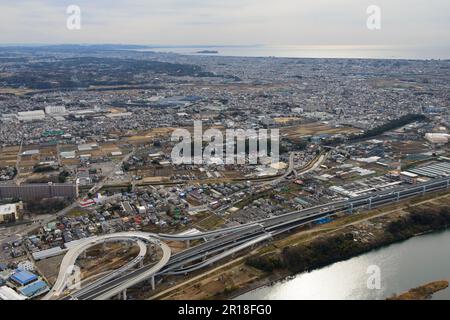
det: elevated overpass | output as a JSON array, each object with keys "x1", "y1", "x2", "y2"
[
  {"x1": 43, "y1": 232, "x2": 170, "y2": 300},
  {"x1": 47, "y1": 177, "x2": 450, "y2": 300}
]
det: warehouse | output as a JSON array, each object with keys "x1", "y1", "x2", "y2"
[
  {"x1": 406, "y1": 161, "x2": 450, "y2": 178},
  {"x1": 32, "y1": 246, "x2": 66, "y2": 261},
  {"x1": 0, "y1": 286, "x2": 27, "y2": 300},
  {"x1": 10, "y1": 270, "x2": 38, "y2": 286},
  {"x1": 19, "y1": 280, "x2": 49, "y2": 298},
  {"x1": 17, "y1": 110, "x2": 46, "y2": 122}
]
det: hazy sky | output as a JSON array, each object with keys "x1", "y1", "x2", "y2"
[{"x1": 0, "y1": 0, "x2": 449, "y2": 46}]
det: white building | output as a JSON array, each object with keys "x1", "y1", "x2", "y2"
[
  {"x1": 425, "y1": 133, "x2": 449, "y2": 145},
  {"x1": 21, "y1": 149, "x2": 39, "y2": 156},
  {"x1": 137, "y1": 206, "x2": 147, "y2": 214},
  {"x1": 0, "y1": 286, "x2": 27, "y2": 300},
  {"x1": 17, "y1": 261, "x2": 35, "y2": 272},
  {"x1": 45, "y1": 106, "x2": 67, "y2": 115},
  {"x1": 111, "y1": 151, "x2": 123, "y2": 156},
  {"x1": 106, "y1": 112, "x2": 132, "y2": 118},
  {"x1": 60, "y1": 151, "x2": 76, "y2": 159},
  {"x1": 291, "y1": 107, "x2": 304, "y2": 114},
  {"x1": 0, "y1": 203, "x2": 21, "y2": 224},
  {"x1": 400, "y1": 171, "x2": 419, "y2": 184},
  {"x1": 17, "y1": 110, "x2": 46, "y2": 121}
]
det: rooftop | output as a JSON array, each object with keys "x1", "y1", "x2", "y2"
[
  {"x1": 10, "y1": 270, "x2": 38, "y2": 285},
  {"x1": 0, "y1": 286, "x2": 27, "y2": 300},
  {"x1": 0, "y1": 204, "x2": 17, "y2": 216}
]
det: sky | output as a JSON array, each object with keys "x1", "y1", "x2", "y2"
[{"x1": 0, "y1": 0, "x2": 449, "y2": 47}]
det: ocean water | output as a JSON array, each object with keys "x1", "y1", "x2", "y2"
[{"x1": 140, "y1": 45, "x2": 450, "y2": 60}]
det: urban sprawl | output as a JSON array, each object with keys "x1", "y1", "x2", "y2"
[{"x1": 0, "y1": 45, "x2": 449, "y2": 300}]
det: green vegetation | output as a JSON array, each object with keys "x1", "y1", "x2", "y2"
[
  {"x1": 67, "y1": 208, "x2": 89, "y2": 218},
  {"x1": 324, "y1": 114, "x2": 427, "y2": 146},
  {"x1": 33, "y1": 165, "x2": 58, "y2": 173},
  {"x1": 246, "y1": 254, "x2": 283, "y2": 273},
  {"x1": 26, "y1": 198, "x2": 69, "y2": 214},
  {"x1": 351, "y1": 113, "x2": 427, "y2": 141},
  {"x1": 245, "y1": 206, "x2": 450, "y2": 274},
  {"x1": 42, "y1": 130, "x2": 65, "y2": 137},
  {"x1": 387, "y1": 206, "x2": 450, "y2": 239},
  {"x1": 58, "y1": 170, "x2": 70, "y2": 183},
  {"x1": 388, "y1": 280, "x2": 449, "y2": 300}
]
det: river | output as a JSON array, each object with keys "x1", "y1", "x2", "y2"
[{"x1": 236, "y1": 229, "x2": 450, "y2": 300}]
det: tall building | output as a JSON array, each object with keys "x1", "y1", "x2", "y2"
[{"x1": 0, "y1": 184, "x2": 78, "y2": 201}]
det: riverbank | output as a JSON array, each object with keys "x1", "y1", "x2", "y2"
[
  {"x1": 244, "y1": 202, "x2": 450, "y2": 290},
  {"x1": 388, "y1": 281, "x2": 449, "y2": 300},
  {"x1": 149, "y1": 192, "x2": 450, "y2": 300}
]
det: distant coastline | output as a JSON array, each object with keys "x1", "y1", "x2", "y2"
[
  {"x1": 1, "y1": 44, "x2": 449, "y2": 60},
  {"x1": 137, "y1": 44, "x2": 450, "y2": 60},
  {"x1": 195, "y1": 50, "x2": 219, "y2": 54}
]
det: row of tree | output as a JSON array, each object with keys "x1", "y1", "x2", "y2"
[{"x1": 246, "y1": 205, "x2": 450, "y2": 274}]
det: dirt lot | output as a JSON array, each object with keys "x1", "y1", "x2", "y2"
[
  {"x1": 390, "y1": 140, "x2": 430, "y2": 154},
  {"x1": 281, "y1": 122, "x2": 360, "y2": 138},
  {"x1": 35, "y1": 254, "x2": 65, "y2": 285},
  {"x1": 0, "y1": 146, "x2": 19, "y2": 166}
]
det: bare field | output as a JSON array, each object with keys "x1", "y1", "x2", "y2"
[
  {"x1": 273, "y1": 116, "x2": 303, "y2": 124},
  {"x1": 125, "y1": 127, "x2": 175, "y2": 144},
  {"x1": 0, "y1": 88, "x2": 36, "y2": 95},
  {"x1": 0, "y1": 147, "x2": 18, "y2": 166},
  {"x1": 390, "y1": 140, "x2": 429, "y2": 154},
  {"x1": 281, "y1": 122, "x2": 360, "y2": 138},
  {"x1": 370, "y1": 78, "x2": 424, "y2": 90}
]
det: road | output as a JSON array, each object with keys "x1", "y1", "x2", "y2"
[
  {"x1": 261, "y1": 152, "x2": 295, "y2": 187},
  {"x1": 48, "y1": 177, "x2": 450, "y2": 300},
  {"x1": 0, "y1": 202, "x2": 79, "y2": 263},
  {"x1": 43, "y1": 232, "x2": 170, "y2": 300},
  {"x1": 88, "y1": 148, "x2": 137, "y2": 195},
  {"x1": 261, "y1": 151, "x2": 327, "y2": 187}
]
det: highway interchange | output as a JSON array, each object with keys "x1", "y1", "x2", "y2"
[{"x1": 45, "y1": 176, "x2": 450, "y2": 300}]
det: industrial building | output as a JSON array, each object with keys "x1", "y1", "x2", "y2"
[
  {"x1": 425, "y1": 133, "x2": 449, "y2": 145},
  {"x1": 404, "y1": 161, "x2": 450, "y2": 179},
  {"x1": 400, "y1": 171, "x2": 419, "y2": 184},
  {"x1": 60, "y1": 151, "x2": 76, "y2": 159},
  {"x1": 45, "y1": 106, "x2": 67, "y2": 115},
  {"x1": 21, "y1": 149, "x2": 39, "y2": 156},
  {"x1": 32, "y1": 246, "x2": 66, "y2": 261},
  {"x1": 19, "y1": 280, "x2": 49, "y2": 298},
  {"x1": 10, "y1": 270, "x2": 38, "y2": 286},
  {"x1": 17, "y1": 110, "x2": 46, "y2": 122},
  {"x1": 0, "y1": 286, "x2": 27, "y2": 300}
]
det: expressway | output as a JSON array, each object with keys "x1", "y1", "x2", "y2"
[
  {"x1": 260, "y1": 151, "x2": 327, "y2": 187},
  {"x1": 64, "y1": 239, "x2": 147, "y2": 300},
  {"x1": 43, "y1": 232, "x2": 170, "y2": 300},
  {"x1": 48, "y1": 176, "x2": 450, "y2": 300}
]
